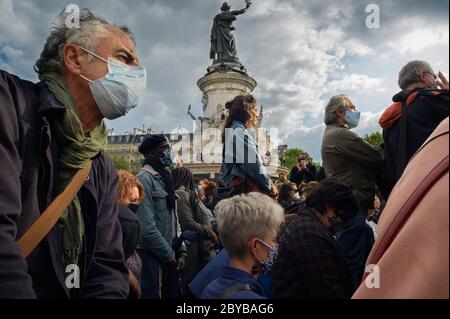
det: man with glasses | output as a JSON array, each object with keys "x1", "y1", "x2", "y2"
[{"x1": 379, "y1": 60, "x2": 449, "y2": 197}]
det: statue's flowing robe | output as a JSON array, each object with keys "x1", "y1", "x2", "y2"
[{"x1": 210, "y1": 12, "x2": 238, "y2": 60}]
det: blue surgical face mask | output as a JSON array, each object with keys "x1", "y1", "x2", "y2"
[
  {"x1": 79, "y1": 47, "x2": 147, "y2": 120},
  {"x1": 160, "y1": 149, "x2": 173, "y2": 167},
  {"x1": 344, "y1": 111, "x2": 361, "y2": 129},
  {"x1": 255, "y1": 239, "x2": 279, "y2": 274}
]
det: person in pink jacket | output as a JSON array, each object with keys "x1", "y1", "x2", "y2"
[{"x1": 353, "y1": 117, "x2": 449, "y2": 299}]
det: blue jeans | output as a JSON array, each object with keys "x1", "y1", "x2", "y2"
[
  {"x1": 137, "y1": 249, "x2": 179, "y2": 299},
  {"x1": 137, "y1": 249, "x2": 160, "y2": 299}
]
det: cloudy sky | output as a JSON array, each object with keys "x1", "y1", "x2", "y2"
[{"x1": 1, "y1": 0, "x2": 448, "y2": 161}]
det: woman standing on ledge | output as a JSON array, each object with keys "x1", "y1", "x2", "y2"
[{"x1": 217, "y1": 95, "x2": 277, "y2": 200}]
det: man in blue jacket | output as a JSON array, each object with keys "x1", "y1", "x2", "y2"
[
  {"x1": 136, "y1": 135, "x2": 185, "y2": 299},
  {"x1": 0, "y1": 9, "x2": 146, "y2": 298}
]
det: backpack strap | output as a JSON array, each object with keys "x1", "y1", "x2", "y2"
[{"x1": 219, "y1": 283, "x2": 261, "y2": 299}]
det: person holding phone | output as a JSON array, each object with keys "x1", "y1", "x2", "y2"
[{"x1": 289, "y1": 153, "x2": 318, "y2": 188}]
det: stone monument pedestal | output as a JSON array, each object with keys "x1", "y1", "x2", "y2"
[
  {"x1": 197, "y1": 68, "x2": 257, "y2": 120},
  {"x1": 187, "y1": 67, "x2": 258, "y2": 168}
]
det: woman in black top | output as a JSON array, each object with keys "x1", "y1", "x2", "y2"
[{"x1": 116, "y1": 169, "x2": 144, "y2": 299}]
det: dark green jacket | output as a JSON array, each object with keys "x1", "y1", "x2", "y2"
[{"x1": 321, "y1": 124, "x2": 384, "y2": 209}]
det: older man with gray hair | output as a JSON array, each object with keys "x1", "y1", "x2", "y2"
[
  {"x1": 322, "y1": 94, "x2": 384, "y2": 211},
  {"x1": 321, "y1": 95, "x2": 383, "y2": 290},
  {"x1": 0, "y1": 8, "x2": 146, "y2": 298},
  {"x1": 379, "y1": 60, "x2": 449, "y2": 197}
]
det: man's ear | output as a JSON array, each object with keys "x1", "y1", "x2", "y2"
[
  {"x1": 418, "y1": 72, "x2": 428, "y2": 84},
  {"x1": 63, "y1": 44, "x2": 83, "y2": 76}
]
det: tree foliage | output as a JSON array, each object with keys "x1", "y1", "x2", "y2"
[
  {"x1": 283, "y1": 148, "x2": 305, "y2": 170},
  {"x1": 105, "y1": 151, "x2": 131, "y2": 170},
  {"x1": 363, "y1": 131, "x2": 384, "y2": 147}
]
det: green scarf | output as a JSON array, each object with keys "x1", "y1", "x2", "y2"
[{"x1": 40, "y1": 73, "x2": 108, "y2": 270}]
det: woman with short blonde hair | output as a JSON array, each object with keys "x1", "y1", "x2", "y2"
[{"x1": 201, "y1": 192, "x2": 284, "y2": 299}]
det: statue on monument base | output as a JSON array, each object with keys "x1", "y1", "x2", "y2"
[{"x1": 209, "y1": 0, "x2": 252, "y2": 72}]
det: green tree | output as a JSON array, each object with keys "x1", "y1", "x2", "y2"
[
  {"x1": 283, "y1": 148, "x2": 304, "y2": 171},
  {"x1": 105, "y1": 151, "x2": 131, "y2": 170},
  {"x1": 364, "y1": 131, "x2": 384, "y2": 147}
]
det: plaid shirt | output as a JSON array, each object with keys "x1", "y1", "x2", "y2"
[{"x1": 272, "y1": 209, "x2": 353, "y2": 299}]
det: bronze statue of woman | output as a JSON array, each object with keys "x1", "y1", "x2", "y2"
[{"x1": 210, "y1": 1, "x2": 252, "y2": 64}]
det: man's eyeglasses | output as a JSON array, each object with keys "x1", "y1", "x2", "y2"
[{"x1": 425, "y1": 72, "x2": 438, "y2": 80}]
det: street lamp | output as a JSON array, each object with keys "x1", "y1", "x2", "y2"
[
  {"x1": 187, "y1": 104, "x2": 196, "y2": 121},
  {"x1": 187, "y1": 105, "x2": 210, "y2": 162},
  {"x1": 198, "y1": 116, "x2": 212, "y2": 162}
]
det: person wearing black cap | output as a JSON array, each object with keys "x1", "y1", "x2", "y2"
[{"x1": 135, "y1": 134, "x2": 185, "y2": 299}]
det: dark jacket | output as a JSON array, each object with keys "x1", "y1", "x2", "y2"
[
  {"x1": 200, "y1": 267, "x2": 266, "y2": 299},
  {"x1": 316, "y1": 166, "x2": 327, "y2": 182},
  {"x1": 321, "y1": 124, "x2": 384, "y2": 209},
  {"x1": 271, "y1": 209, "x2": 353, "y2": 299},
  {"x1": 175, "y1": 186, "x2": 216, "y2": 290},
  {"x1": 0, "y1": 70, "x2": 128, "y2": 298},
  {"x1": 289, "y1": 164, "x2": 317, "y2": 186},
  {"x1": 380, "y1": 88, "x2": 449, "y2": 196},
  {"x1": 118, "y1": 205, "x2": 141, "y2": 261}
]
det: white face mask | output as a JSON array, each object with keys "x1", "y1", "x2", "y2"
[{"x1": 79, "y1": 47, "x2": 147, "y2": 120}]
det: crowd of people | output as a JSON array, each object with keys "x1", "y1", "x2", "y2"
[{"x1": 0, "y1": 8, "x2": 448, "y2": 300}]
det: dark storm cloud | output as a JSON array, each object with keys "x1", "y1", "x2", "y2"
[{"x1": 1, "y1": 0, "x2": 448, "y2": 159}]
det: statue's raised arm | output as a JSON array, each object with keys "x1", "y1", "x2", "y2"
[
  {"x1": 231, "y1": 0, "x2": 252, "y2": 16},
  {"x1": 209, "y1": 1, "x2": 252, "y2": 64}
]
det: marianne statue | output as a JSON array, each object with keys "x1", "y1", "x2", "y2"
[{"x1": 209, "y1": 0, "x2": 252, "y2": 64}]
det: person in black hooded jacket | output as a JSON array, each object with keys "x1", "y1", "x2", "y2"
[{"x1": 379, "y1": 60, "x2": 449, "y2": 198}]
